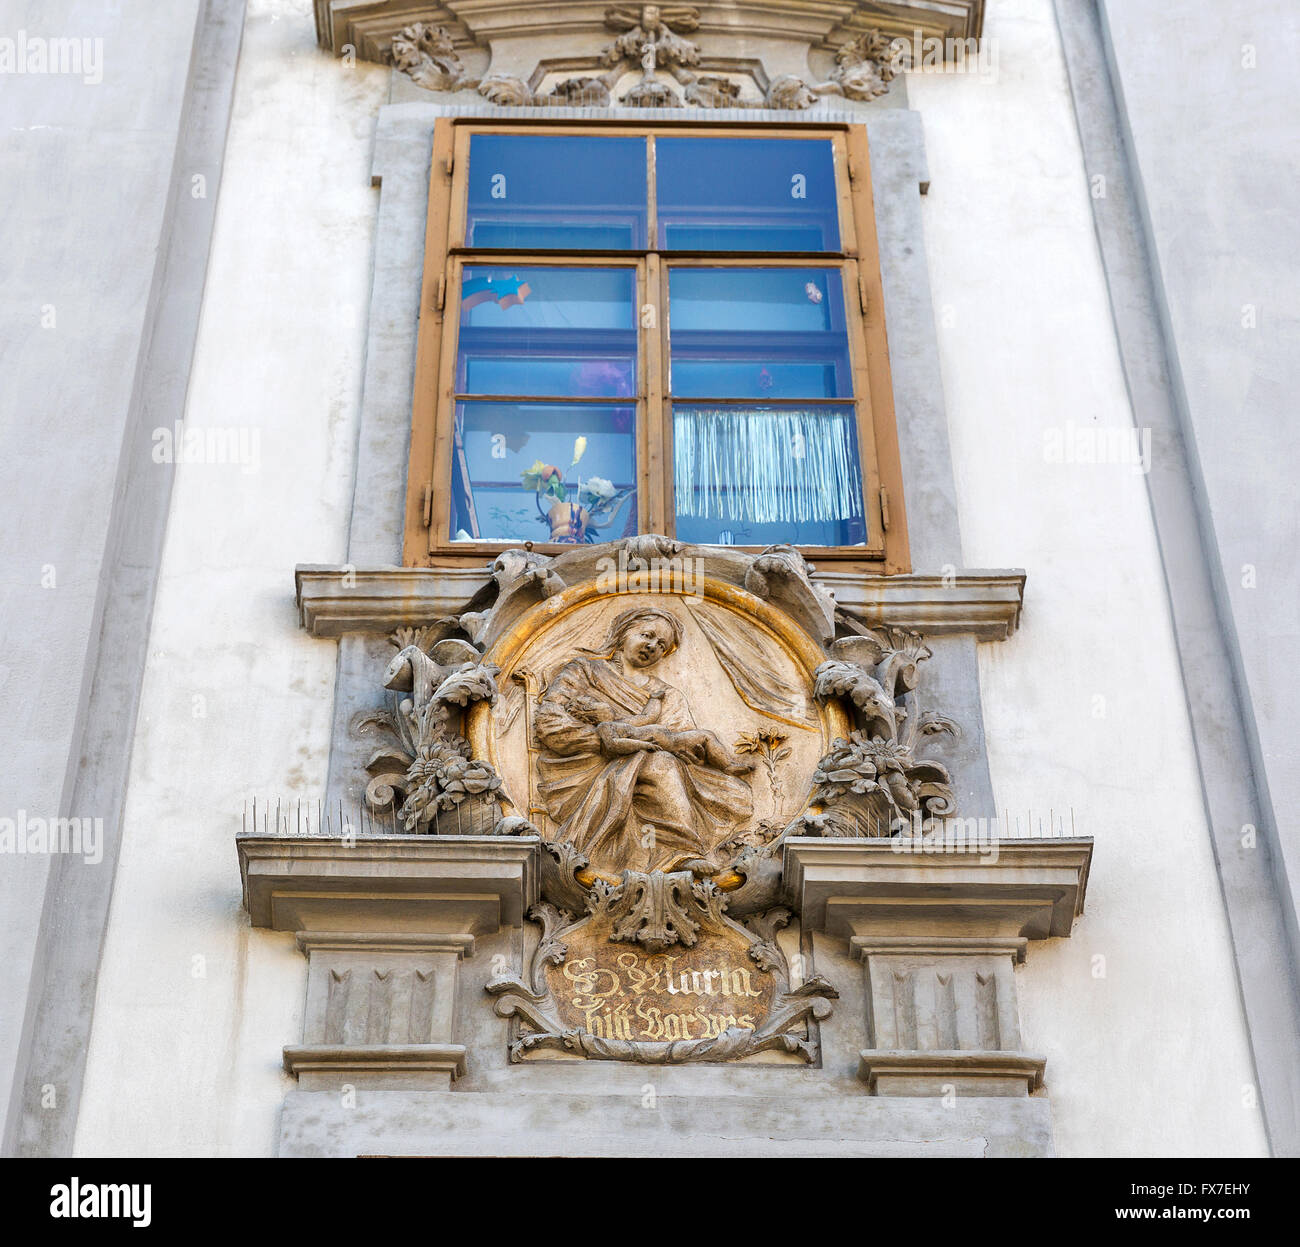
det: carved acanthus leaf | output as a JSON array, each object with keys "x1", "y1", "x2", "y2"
[
  {"x1": 607, "y1": 870, "x2": 701, "y2": 952},
  {"x1": 389, "y1": 23, "x2": 474, "y2": 91}
]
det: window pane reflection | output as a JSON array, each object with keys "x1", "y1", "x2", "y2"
[
  {"x1": 657, "y1": 137, "x2": 840, "y2": 252},
  {"x1": 668, "y1": 267, "x2": 852, "y2": 399},
  {"x1": 451, "y1": 401, "x2": 637, "y2": 543},
  {"x1": 457, "y1": 266, "x2": 637, "y2": 397},
  {"x1": 467, "y1": 134, "x2": 648, "y2": 249}
]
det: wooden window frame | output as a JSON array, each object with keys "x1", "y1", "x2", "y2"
[{"x1": 402, "y1": 117, "x2": 910, "y2": 573}]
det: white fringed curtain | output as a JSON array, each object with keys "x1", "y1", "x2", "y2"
[{"x1": 673, "y1": 407, "x2": 864, "y2": 523}]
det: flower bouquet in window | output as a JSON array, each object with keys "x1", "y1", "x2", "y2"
[{"x1": 521, "y1": 439, "x2": 633, "y2": 543}]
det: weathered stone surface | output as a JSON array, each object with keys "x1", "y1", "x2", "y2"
[
  {"x1": 279, "y1": 1086, "x2": 1054, "y2": 1157},
  {"x1": 854, "y1": 935, "x2": 1045, "y2": 1097}
]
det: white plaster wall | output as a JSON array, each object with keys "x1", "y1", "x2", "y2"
[
  {"x1": 906, "y1": 0, "x2": 1269, "y2": 1156},
  {"x1": 73, "y1": 0, "x2": 389, "y2": 1157},
  {"x1": 73, "y1": 0, "x2": 1270, "y2": 1159}
]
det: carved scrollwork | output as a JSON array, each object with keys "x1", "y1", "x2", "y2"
[
  {"x1": 821, "y1": 31, "x2": 905, "y2": 102},
  {"x1": 352, "y1": 533, "x2": 969, "y2": 1063},
  {"x1": 380, "y1": 13, "x2": 907, "y2": 112},
  {"x1": 476, "y1": 73, "x2": 533, "y2": 106},
  {"x1": 357, "y1": 625, "x2": 507, "y2": 832},
  {"x1": 607, "y1": 869, "x2": 701, "y2": 951},
  {"x1": 487, "y1": 869, "x2": 838, "y2": 1064},
  {"x1": 388, "y1": 23, "x2": 476, "y2": 92}
]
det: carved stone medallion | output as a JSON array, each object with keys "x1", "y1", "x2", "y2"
[
  {"x1": 356, "y1": 536, "x2": 964, "y2": 1068},
  {"x1": 468, "y1": 577, "x2": 849, "y2": 879}
]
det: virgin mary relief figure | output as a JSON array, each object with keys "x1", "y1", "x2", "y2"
[{"x1": 534, "y1": 607, "x2": 755, "y2": 873}]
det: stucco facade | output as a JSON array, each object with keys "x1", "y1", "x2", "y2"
[{"x1": 2, "y1": 0, "x2": 1295, "y2": 1158}]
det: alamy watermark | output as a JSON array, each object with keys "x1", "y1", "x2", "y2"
[
  {"x1": 151, "y1": 421, "x2": 261, "y2": 474},
  {"x1": 0, "y1": 31, "x2": 102, "y2": 84},
  {"x1": 50, "y1": 1179, "x2": 150, "y2": 1228},
  {"x1": 890, "y1": 32, "x2": 999, "y2": 84},
  {"x1": 0, "y1": 812, "x2": 103, "y2": 864},
  {"x1": 1044, "y1": 420, "x2": 1152, "y2": 474},
  {"x1": 595, "y1": 548, "x2": 705, "y2": 602}
]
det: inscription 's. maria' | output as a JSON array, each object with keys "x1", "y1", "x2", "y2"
[{"x1": 555, "y1": 947, "x2": 772, "y2": 1042}]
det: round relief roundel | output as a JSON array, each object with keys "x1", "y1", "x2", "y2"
[{"x1": 468, "y1": 578, "x2": 848, "y2": 878}]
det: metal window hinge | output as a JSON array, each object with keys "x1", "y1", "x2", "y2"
[
  {"x1": 443, "y1": 153, "x2": 454, "y2": 178},
  {"x1": 879, "y1": 486, "x2": 891, "y2": 532},
  {"x1": 847, "y1": 155, "x2": 857, "y2": 182},
  {"x1": 858, "y1": 280, "x2": 870, "y2": 315},
  {"x1": 421, "y1": 482, "x2": 434, "y2": 527},
  {"x1": 435, "y1": 274, "x2": 446, "y2": 311}
]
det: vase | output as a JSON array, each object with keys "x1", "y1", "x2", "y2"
[{"x1": 547, "y1": 501, "x2": 590, "y2": 543}]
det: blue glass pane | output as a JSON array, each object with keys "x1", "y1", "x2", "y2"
[
  {"x1": 457, "y1": 266, "x2": 637, "y2": 397},
  {"x1": 451, "y1": 401, "x2": 637, "y2": 544},
  {"x1": 657, "y1": 137, "x2": 840, "y2": 252},
  {"x1": 467, "y1": 134, "x2": 648, "y2": 249},
  {"x1": 673, "y1": 405, "x2": 866, "y2": 548},
  {"x1": 668, "y1": 268, "x2": 852, "y2": 399}
]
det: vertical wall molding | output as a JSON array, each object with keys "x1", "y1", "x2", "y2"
[
  {"x1": 1054, "y1": 0, "x2": 1300, "y2": 1157},
  {"x1": 7, "y1": 0, "x2": 249, "y2": 1158}
]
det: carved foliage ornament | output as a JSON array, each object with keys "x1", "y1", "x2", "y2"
[
  {"x1": 389, "y1": 10, "x2": 907, "y2": 110},
  {"x1": 358, "y1": 625, "x2": 508, "y2": 833},
  {"x1": 355, "y1": 537, "x2": 961, "y2": 1063}
]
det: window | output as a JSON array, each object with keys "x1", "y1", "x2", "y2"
[{"x1": 403, "y1": 120, "x2": 909, "y2": 571}]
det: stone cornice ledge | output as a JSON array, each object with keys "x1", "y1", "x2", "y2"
[
  {"x1": 238, "y1": 834, "x2": 540, "y2": 933},
  {"x1": 313, "y1": 1, "x2": 987, "y2": 58},
  {"x1": 783, "y1": 837, "x2": 1093, "y2": 939},
  {"x1": 294, "y1": 564, "x2": 1026, "y2": 640}
]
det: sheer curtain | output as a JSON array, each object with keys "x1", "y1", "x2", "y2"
[{"x1": 673, "y1": 407, "x2": 864, "y2": 524}]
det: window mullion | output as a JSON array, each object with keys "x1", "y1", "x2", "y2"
[
  {"x1": 644, "y1": 251, "x2": 668, "y2": 537},
  {"x1": 647, "y1": 135, "x2": 659, "y2": 251}
]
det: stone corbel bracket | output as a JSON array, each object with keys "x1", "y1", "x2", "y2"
[
  {"x1": 295, "y1": 564, "x2": 1025, "y2": 641},
  {"x1": 785, "y1": 836, "x2": 1092, "y2": 1096},
  {"x1": 238, "y1": 833, "x2": 540, "y2": 1088}
]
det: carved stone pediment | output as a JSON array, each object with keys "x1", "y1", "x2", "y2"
[
  {"x1": 314, "y1": 1, "x2": 986, "y2": 56},
  {"x1": 312, "y1": 2, "x2": 987, "y2": 109}
]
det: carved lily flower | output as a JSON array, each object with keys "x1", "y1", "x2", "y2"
[{"x1": 733, "y1": 728, "x2": 789, "y2": 756}]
